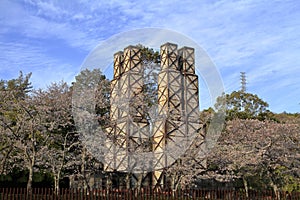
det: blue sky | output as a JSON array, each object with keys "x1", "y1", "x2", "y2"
[{"x1": 0, "y1": 0, "x2": 299, "y2": 113}]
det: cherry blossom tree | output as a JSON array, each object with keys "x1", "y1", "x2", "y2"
[
  {"x1": 0, "y1": 72, "x2": 48, "y2": 192},
  {"x1": 208, "y1": 119, "x2": 300, "y2": 198},
  {"x1": 33, "y1": 81, "x2": 80, "y2": 193}
]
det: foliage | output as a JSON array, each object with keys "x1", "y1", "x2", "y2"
[
  {"x1": 0, "y1": 72, "x2": 47, "y2": 191},
  {"x1": 72, "y1": 68, "x2": 110, "y2": 189},
  {"x1": 33, "y1": 81, "x2": 79, "y2": 193},
  {"x1": 208, "y1": 119, "x2": 300, "y2": 194},
  {"x1": 74, "y1": 68, "x2": 111, "y2": 127},
  {"x1": 140, "y1": 46, "x2": 161, "y2": 122},
  {"x1": 1, "y1": 59, "x2": 300, "y2": 193},
  {"x1": 215, "y1": 90, "x2": 274, "y2": 121},
  {"x1": 138, "y1": 44, "x2": 160, "y2": 64},
  {"x1": 274, "y1": 112, "x2": 300, "y2": 124}
]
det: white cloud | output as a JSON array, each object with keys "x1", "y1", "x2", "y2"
[
  {"x1": 0, "y1": 41, "x2": 79, "y2": 89},
  {"x1": 0, "y1": 0, "x2": 299, "y2": 112}
]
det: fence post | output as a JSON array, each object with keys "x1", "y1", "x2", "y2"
[{"x1": 10, "y1": 188, "x2": 13, "y2": 200}]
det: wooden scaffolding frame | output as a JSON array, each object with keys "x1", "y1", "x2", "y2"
[{"x1": 106, "y1": 43, "x2": 202, "y2": 189}]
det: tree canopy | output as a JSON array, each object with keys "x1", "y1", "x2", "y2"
[
  {"x1": 1, "y1": 54, "x2": 300, "y2": 194},
  {"x1": 215, "y1": 90, "x2": 274, "y2": 120}
]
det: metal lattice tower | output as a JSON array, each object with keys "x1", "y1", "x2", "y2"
[{"x1": 240, "y1": 72, "x2": 246, "y2": 92}]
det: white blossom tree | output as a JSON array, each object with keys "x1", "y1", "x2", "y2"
[{"x1": 208, "y1": 119, "x2": 300, "y2": 198}]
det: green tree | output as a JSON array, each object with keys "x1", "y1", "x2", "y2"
[
  {"x1": 138, "y1": 44, "x2": 160, "y2": 64},
  {"x1": 215, "y1": 91, "x2": 273, "y2": 120},
  {"x1": 72, "y1": 69, "x2": 110, "y2": 189},
  {"x1": 73, "y1": 68, "x2": 111, "y2": 127}
]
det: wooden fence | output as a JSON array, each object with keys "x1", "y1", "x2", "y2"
[{"x1": 0, "y1": 187, "x2": 299, "y2": 200}]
